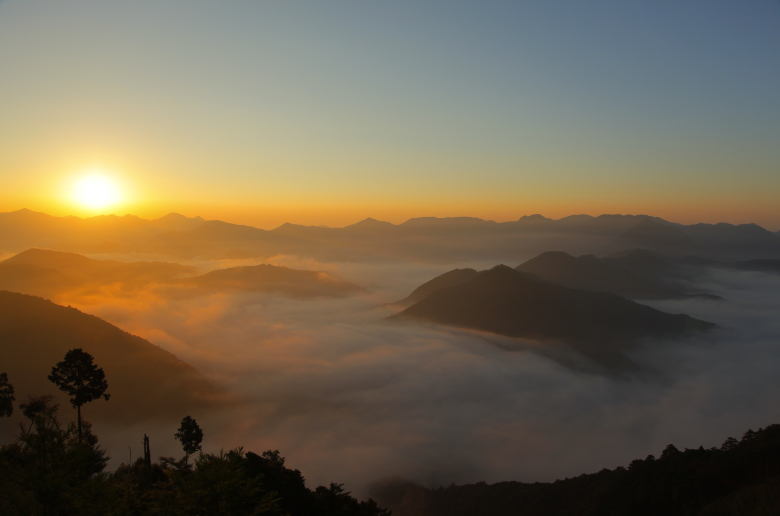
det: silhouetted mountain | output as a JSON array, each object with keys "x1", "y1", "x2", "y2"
[
  {"x1": 186, "y1": 264, "x2": 362, "y2": 297},
  {"x1": 343, "y1": 217, "x2": 397, "y2": 233},
  {"x1": 148, "y1": 212, "x2": 205, "y2": 232},
  {"x1": 4, "y1": 209, "x2": 778, "y2": 262},
  {"x1": 394, "y1": 265, "x2": 713, "y2": 369},
  {"x1": 393, "y1": 269, "x2": 479, "y2": 307},
  {"x1": 0, "y1": 209, "x2": 205, "y2": 254},
  {"x1": 147, "y1": 220, "x2": 361, "y2": 260},
  {"x1": 516, "y1": 251, "x2": 718, "y2": 300},
  {"x1": 611, "y1": 220, "x2": 780, "y2": 261},
  {"x1": 372, "y1": 424, "x2": 780, "y2": 516},
  {"x1": 0, "y1": 248, "x2": 195, "y2": 299},
  {"x1": 681, "y1": 222, "x2": 780, "y2": 261},
  {"x1": 0, "y1": 291, "x2": 225, "y2": 428}
]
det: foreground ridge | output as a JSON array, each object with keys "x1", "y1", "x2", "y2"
[{"x1": 373, "y1": 424, "x2": 780, "y2": 516}]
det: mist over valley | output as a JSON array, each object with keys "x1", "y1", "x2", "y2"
[{"x1": 2, "y1": 209, "x2": 780, "y2": 511}]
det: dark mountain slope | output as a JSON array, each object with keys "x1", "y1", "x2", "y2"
[
  {"x1": 393, "y1": 268, "x2": 479, "y2": 307},
  {"x1": 395, "y1": 266, "x2": 712, "y2": 368},
  {"x1": 373, "y1": 424, "x2": 780, "y2": 516},
  {"x1": 613, "y1": 219, "x2": 700, "y2": 255},
  {"x1": 516, "y1": 251, "x2": 717, "y2": 300},
  {"x1": 0, "y1": 291, "x2": 225, "y2": 426},
  {"x1": 681, "y1": 222, "x2": 780, "y2": 260}
]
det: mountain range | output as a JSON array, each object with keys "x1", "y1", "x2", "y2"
[{"x1": 3, "y1": 209, "x2": 779, "y2": 262}]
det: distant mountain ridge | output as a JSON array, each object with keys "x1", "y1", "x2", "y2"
[
  {"x1": 0, "y1": 208, "x2": 205, "y2": 253},
  {"x1": 2, "y1": 209, "x2": 779, "y2": 262}
]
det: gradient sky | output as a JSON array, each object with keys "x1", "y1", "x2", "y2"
[{"x1": 0, "y1": 0, "x2": 778, "y2": 229}]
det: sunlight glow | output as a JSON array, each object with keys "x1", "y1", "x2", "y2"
[{"x1": 73, "y1": 174, "x2": 121, "y2": 209}]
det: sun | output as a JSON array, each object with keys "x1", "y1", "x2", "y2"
[{"x1": 73, "y1": 174, "x2": 121, "y2": 210}]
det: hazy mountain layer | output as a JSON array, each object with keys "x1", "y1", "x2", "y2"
[
  {"x1": 0, "y1": 291, "x2": 226, "y2": 427},
  {"x1": 0, "y1": 208, "x2": 204, "y2": 253},
  {"x1": 0, "y1": 248, "x2": 361, "y2": 301},
  {"x1": 516, "y1": 251, "x2": 718, "y2": 300},
  {"x1": 184, "y1": 264, "x2": 362, "y2": 297},
  {"x1": 3, "y1": 209, "x2": 779, "y2": 262},
  {"x1": 0, "y1": 248, "x2": 195, "y2": 299},
  {"x1": 611, "y1": 219, "x2": 701, "y2": 255},
  {"x1": 394, "y1": 265, "x2": 713, "y2": 369},
  {"x1": 679, "y1": 256, "x2": 780, "y2": 275}
]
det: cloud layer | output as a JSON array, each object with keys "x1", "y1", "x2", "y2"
[{"x1": 63, "y1": 261, "x2": 780, "y2": 498}]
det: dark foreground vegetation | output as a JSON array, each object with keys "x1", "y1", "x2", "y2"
[
  {"x1": 0, "y1": 351, "x2": 389, "y2": 516},
  {"x1": 3, "y1": 341, "x2": 779, "y2": 515},
  {"x1": 375, "y1": 425, "x2": 780, "y2": 516},
  {"x1": 0, "y1": 395, "x2": 389, "y2": 516}
]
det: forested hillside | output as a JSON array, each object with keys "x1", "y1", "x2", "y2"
[{"x1": 374, "y1": 425, "x2": 780, "y2": 516}]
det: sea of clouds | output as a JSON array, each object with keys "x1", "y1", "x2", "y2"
[{"x1": 72, "y1": 258, "x2": 780, "y2": 498}]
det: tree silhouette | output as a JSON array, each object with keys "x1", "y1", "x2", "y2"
[
  {"x1": 0, "y1": 372, "x2": 14, "y2": 417},
  {"x1": 48, "y1": 348, "x2": 110, "y2": 443},
  {"x1": 175, "y1": 415, "x2": 204, "y2": 455}
]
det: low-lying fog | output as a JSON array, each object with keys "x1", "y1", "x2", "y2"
[{"x1": 65, "y1": 256, "x2": 780, "y2": 498}]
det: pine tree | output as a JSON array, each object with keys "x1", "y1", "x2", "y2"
[
  {"x1": 175, "y1": 415, "x2": 204, "y2": 455},
  {"x1": 48, "y1": 349, "x2": 110, "y2": 443}
]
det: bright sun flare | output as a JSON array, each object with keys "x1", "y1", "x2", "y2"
[{"x1": 73, "y1": 174, "x2": 121, "y2": 209}]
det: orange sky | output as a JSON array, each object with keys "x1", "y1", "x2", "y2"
[{"x1": 1, "y1": 1, "x2": 778, "y2": 231}]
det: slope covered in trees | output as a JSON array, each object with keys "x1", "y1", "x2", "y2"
[
  {"x1": 0, "y1": 394, "x2": 390, "y2": 516},
  {"x1": 0, "y1": 290, "x2": 225, "y2": 427},
  {"x1": 374, "y1": 424, "x2": 780, "y2": 516}
]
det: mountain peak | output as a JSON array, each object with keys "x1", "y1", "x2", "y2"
[
  {"x1": 518, "y1": 214, "x2": 551, "y2": 222},
  {"x1": 343, "y1": 218, "x2": 395, "y2": 230}
]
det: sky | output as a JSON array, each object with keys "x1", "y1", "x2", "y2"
[{"x1": 0, "y1": 0, "x2": 778, "y2": 229}]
